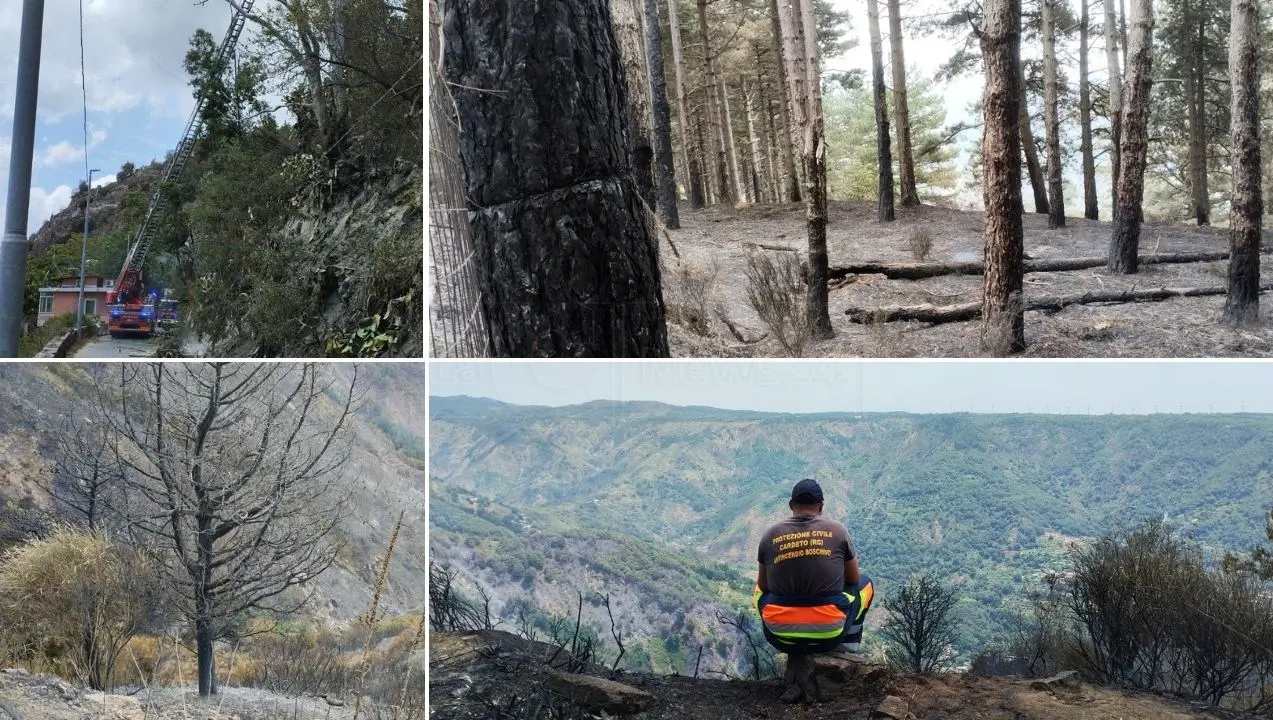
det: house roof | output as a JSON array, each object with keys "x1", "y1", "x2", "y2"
[{"x1": 38, "y1": 286, "x2": 113, "y2": 294}]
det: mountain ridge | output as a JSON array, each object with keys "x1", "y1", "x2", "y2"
[{"x1": 430, "y1": 398, "x2": 1273, "y2": 673}]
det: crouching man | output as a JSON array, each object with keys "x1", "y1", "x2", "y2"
[{"x1": 753, "y1": 478, "x2": 874, "y2": 704}]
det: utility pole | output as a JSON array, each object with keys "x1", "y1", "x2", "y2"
[
  {"x1": 0, "y1": 0, "x2": 46, "y2": 357},
  {"x1": 76, "y1": 168, "x2": 99, "y2": 336}
]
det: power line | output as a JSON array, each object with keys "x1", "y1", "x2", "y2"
[{"x1": 77, "y1": 0, "x2": 90, "y2": 184}]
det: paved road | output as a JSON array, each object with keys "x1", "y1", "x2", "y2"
[{"x1": 72, "y1": 335, "x2": 156, "y2": 358}]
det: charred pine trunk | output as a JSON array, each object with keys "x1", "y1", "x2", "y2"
[
  {"x1": 1079, "y1": 0, "x2": 1099, "y2": 219},
  {"x1": 443, "y1": 1, "x2": 669, "y2": 357},
  {"x1": 610, "y1": 0, "x2": 656, "y2": 209},
  {"x1": 980, "y1": 0, "x2": 1026, "y2": 353},
  {"x1": 1186, "y1": 8, "x2": 1210, "y2": 226},
  {"x1": 646, "y1": 0, "x2": 680, "y2": 227},
  {"x1": 778, "y1": 0, "x2": 833, "y2": 339},
  {"x1": 1042, "y1": 0, "x2": 1065, "y2": 228},
  {"x1": 1224, "y1": 0, "x2": 1261, "y2": 325},
  {"x1": 668, "y1": 0, "x2": 705, "y2": 208},
  {"x1": 770, "y1": 0, "x2": 803, "y2": 203},
  {"x1": 1108, "y1": 0, "x2": 1154, "y2": 274},
  {"x1": 1019, "y1": 65, "x2": 1050, "y2": 215},
  {"x1": 888, "y1": 0, "x2": 920, "y2": 206},
  {"x1": 722, "y1": 80, "x2": 748, "y2": 202},
  {"x1": 698, "y1": 0, "x2": 734, "y2": 205},
  {"x1": 1104, "y1": 0, "x2": 1123, "y2": 211},
  {"x1": 745, "y1": 78, "x2": 772, "y2": 204},
  {"x1": 867, "y1": 0, "x2": 896, "y2": 222}
]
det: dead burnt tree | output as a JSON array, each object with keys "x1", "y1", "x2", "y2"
[
  {"x1": 979, "y1": 0, "x2": 1026, "y2": 353},
  {"x1": 1108, "y1": 0, "x2": 1155, "y2": 274},
  {"x1": 100, "y1": 363, "x2": 356, "y2": 697},
  {"x1": 50, "y1": 418, "x2": 125, "y2": 532},
  {"x1": 880, "y1": 573, "x2": 960, "y2": 674},
  {"x1": 1223, "y1": 0, "x2": 1261, "y2": 326},
  {"x1": 443, "y1": 2, "x2": 670, "y2": 357}
]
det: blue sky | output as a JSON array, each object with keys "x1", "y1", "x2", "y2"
[
  {"x1": 1, "y1": 0, "x2": 237, "y2": 234},
  {"x1": 430, "y1": 361, "x2": 1273, "y2": 415}
]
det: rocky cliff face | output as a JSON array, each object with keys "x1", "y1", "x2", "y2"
[
  {"x1": 234, "y1": 163, "x2": 423, "y2": 358},
  {"x1": 29, "y1": 164, "x2": 161, "y2": 257}
]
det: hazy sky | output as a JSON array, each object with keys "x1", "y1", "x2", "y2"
[{"x1": 430, "y1": 362, "x2": 1273, "y2": 415}]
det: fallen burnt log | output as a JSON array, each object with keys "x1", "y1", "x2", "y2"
[
  {"x1": 845, "y1": 283, "x2": 1273, "y2": 324},
  {"x1": 828, "y1": 251, "x2": 1230, "y2": 281}
]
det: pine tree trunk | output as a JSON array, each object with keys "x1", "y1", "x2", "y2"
[
  {"x1": 799, "y1": 0, "x2": 831, "y2": 339},
  {"x1": 745, "y1": 79, "x2": 772, "y2": 204},
  {"x1": 443, "y1": 0, "x2": 670, "y2": 357},
  {"x1": 1224, "y1": 0, "x2": 1261, "y2": 325},
  {"x1": 1079, "y1": 0, "x2": 1099, "y2": 219},
  {"x1": 694, "y1": 114, "x2": 712, "y2": 204},
  {"x1": 867, "y1": 0, "x2": 896, "y2": 222},
  {"x1": 646, "y1": 0, "x2": 680, "y2": 228},
  {"x1": 1108, "y1": 0, "x2": 1154, "y2": 274},
  {"x1": 1104, "y1": 0, "x2": 1123, "y2": 210},
  {"x1": 777, "y1": 0, "x2": 833, "y2": 339},
  {"x1": 610, "y1": 0, "x2": 656, "y2": 209},
  {"x1": 980, "y1": 0, "x2": 1026, "y2": 354},
  {"x1": 887, "y1": 0, "x2": 920, "y2": 206},
  {"x1": 770, "y1": 0, "x2": 803, "y2": 203},
  {"x1": 698, "y1": 0, "x2": 734, "y2": 205},
  {"x1": 668, "y1": 0, "x2": 705, "y2": 208},
  {"x1": 721, "y1": 80, "x2": 748, "y2": 203},
  {"x1": 1042, "y1": 0, "x2": 1065, "y2": 228},
  {"x1": 1019, "y1": 65, "x2": 1050, "y2": 215},
  {"x1": 1187, "y1": 10, "x2": 1210, "y2": 226},
  {"x1": 763, "y1": 85, "x2": 784, "y2": 202}
]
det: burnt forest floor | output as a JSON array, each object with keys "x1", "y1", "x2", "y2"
[
  {"x1": 663, "y1": 200, "x2": 1273, "y2": 358},
  {"x1": 430, "y1": 630, "x2": 1252, "y2": 720}
]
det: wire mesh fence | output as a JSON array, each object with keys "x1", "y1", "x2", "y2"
[{"x1": 428, "y1": 2, "x2": 490, "y2": 358}]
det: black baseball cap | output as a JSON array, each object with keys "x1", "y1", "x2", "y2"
[{"x1": 790, "y1": 478, "x2": 824, "y2": 503}]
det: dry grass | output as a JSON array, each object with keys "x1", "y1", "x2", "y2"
[
  {"x1": 743, "y1": 249, "x2": 812, "y2": 357},
  {"x1": 907, "y1": 228, "x2": 934, "y2": 261},
  {"x1": 663, "y1": 258, "x2": 719, "y2": 336}
]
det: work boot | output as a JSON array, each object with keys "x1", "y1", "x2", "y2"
[
  {"x1": 779, "y1": 683, "x2": 804, "y2": 704},
  {"x1": 780, "y1": 654, "x2": 804, "y2": 703},
  {"x1": 792, "y1": 654, "x2": 822, "y2": 703}
]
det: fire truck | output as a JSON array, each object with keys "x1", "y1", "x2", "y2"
[{"x1": 104, "y1": 266, "x2": 158, "y2": 338}]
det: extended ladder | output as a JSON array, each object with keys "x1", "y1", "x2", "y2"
[{"x1": 114, "y1": 1, "x2": 255, "y2": 285}]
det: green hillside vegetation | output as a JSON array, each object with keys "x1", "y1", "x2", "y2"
[{"x1": 429, "y1": 397, "x2": 1273, "y2": 666}]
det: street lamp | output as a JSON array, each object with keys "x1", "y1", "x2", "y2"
[{"x1": 76, "y1": 167, "x2": 100, "y2": 336}]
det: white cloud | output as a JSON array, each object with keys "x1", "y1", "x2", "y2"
[
  {"x1": 37, "y1": 128, "x2": 109, "y2": 168},
  {"x1": 0, "y1": 0, "x2": 234, "y2": 122},
  {"x1": 39, "y1": 140, "x2": 81, "y2": 168},
  {"x1": 91, "y1": 173, "x2": 116, "y2": 188}
]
